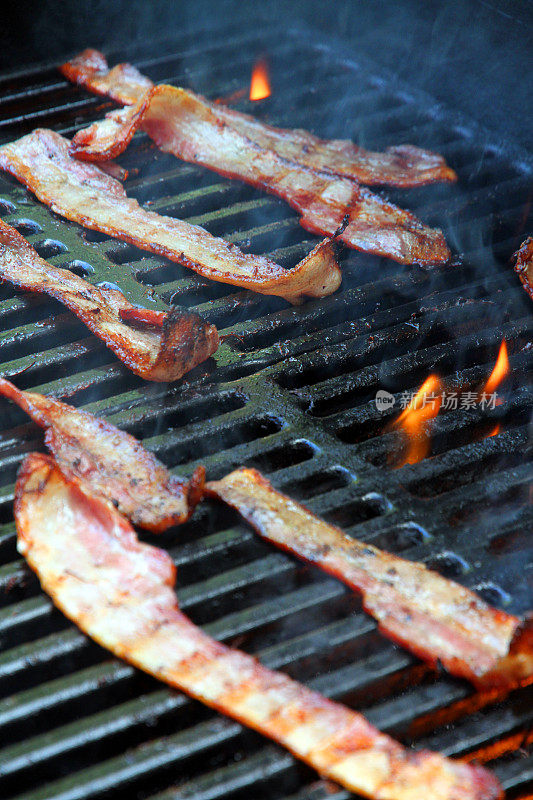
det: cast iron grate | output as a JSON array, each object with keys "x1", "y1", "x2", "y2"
[{"x1": 0, "y1": 19, "x2": 532, "y2": 800}]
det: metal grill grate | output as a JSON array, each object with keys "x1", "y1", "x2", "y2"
[{"x1": 0, "y1": 20, "x2": 532, "y2": 800}]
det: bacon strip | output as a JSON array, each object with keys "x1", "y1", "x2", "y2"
[
  {"x1": 60, "y1": 48, "x2": 153, "y2": 105},
  {"x1": 15, "y1": 452, "x2": 502, "y2": 800},
  {"x1": 207, "y1": 468, "x2": 533, "y2": 690},
  {"x1": 0, "y1": 219, "x2": 218, "y2": 382},
  {"x1": 213, "y1": 115, "x2": 458, "y2": 188},
  {"x1": 60, "y1": 49, "x2": 457, "y2": 188},
  {"x1": 0, "y1": 378, "x2": 204, "y2": 531},
  {"x1": 0, "y1": 130, "x2": 341, "y2": 305},
  {"x1": 68, "y1": 85, "x2": 450, "y2": 266},
  {"x1": 514, "y1": 236, "x2": 533, "y2": 302}
]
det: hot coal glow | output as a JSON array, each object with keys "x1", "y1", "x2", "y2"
[
  {"x1": 249, "y1": 58, "x2": 271, "y2": 101},
  {"x1": 389, "y1": 374, "x2": 442, "y2": 468}
]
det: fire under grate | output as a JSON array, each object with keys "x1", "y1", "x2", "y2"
[{"x1": 0, "y1": 19, "x2": 532, "y2": 800}]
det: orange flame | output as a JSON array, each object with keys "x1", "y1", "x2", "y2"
[
  {"x1": 249, "y1": 58, "x2": 271, "y2": 101},
  {"x1": 487, "y1": 423, "x2": 501, "y2": 438},
  {"x1": 390, "y1": 374, "x2": 442, "y2": 467},
  {"x1": 482, "y1": 340, "x2": 509, "y2": 397}
]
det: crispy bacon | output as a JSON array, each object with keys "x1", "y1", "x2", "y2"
[
  {"x1": 15, "y1": 452, "x2": 502, "y2": 800},
  {"x1": 514, "y1": 236, "x2": 533, "y2": 301},
  {"x1": 207, "y1": 468, "x2": 533, "y2": 690},
  {"x1": 60, "y1": 49, "x2": 457, "y2": 188},
  {"x1": 0, "y1": 130, "x2": 341, "y2": 305},
  {"x1": 0, "y1": 219, "x2": 218, "y2": 382},
  {"x1": 68, "y1": 85, "x2": 450, "y2": 265},
  {"x1": 0, "y1": 378, "x2": 204, "y2": 531}
]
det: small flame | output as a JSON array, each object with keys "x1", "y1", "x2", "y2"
[
  {"x1": 482, "y1": 340, "x2": 510, "y2": 397},
  {"x1": 249, "y1": 58, "x2": 271, "y2": 101},
  {"x1": 478, "y1": 341, "x2": 509, "y2": 440},
  {"x1": 390, "y1": 374, "x2": 442, "y2": 467}
]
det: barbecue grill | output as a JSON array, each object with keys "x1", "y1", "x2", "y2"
[{"x1": 0, "y1": 5, "x2": 532, "y2": 800}]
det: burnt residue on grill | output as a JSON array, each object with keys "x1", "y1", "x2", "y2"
[{"x1": 0, "y1": 18, "x2": 532, "y2": 800}]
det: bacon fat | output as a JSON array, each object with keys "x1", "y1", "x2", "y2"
[
  {"x1": 15, "y1": 452, "x2": 502, "y2": 800},
  {"x1": 514, "y1": 236, "x2": 533, "y2": 302},
  {"x1": 60, "y1": 49, "x2": 457, "y2": 188},
  {"x1": 68, "y1": 84, "x2": 451, "y2": 266},
  {"x1": 0, "y1": 219, "x2": 218, "y2": 382},
  {"x1": 0, "y1": 378, "x2": 204, "y2": 531},
  {"x1": 207, "y1": 468, "x2": 533, "y2": 690},
  {"x1": 0, "y1": 130, "x2": 341, "y2": 304}
]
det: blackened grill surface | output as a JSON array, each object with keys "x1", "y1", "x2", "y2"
[{"x1": 0, "y1": 20, "x2": 532, "y2": 800}]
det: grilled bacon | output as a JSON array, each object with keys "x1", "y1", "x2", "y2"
[
  {"x1": 60, "y1": 48, "x2": 153, "y2": 105},
  {"x1": 514, "y1": 236, "x2": 533, "y2": 301},
  {"x1": 0, "y1": 378, "x2": 204, "y2": 531},
  {"x1": 213, "y1": 115, "x2": 458, "y2": 188},
  {"x1": 207, "y1": 468, "x2": 533, "y2": 690},
  {"x1": 0, "y1": 130, "x2": 341, "y2": 304},
  {"x1": 60, "y1": 49, "x2": 457, "y2": 188},
  {"x1": 15, "y1": 452, "x2": 502, "y2": 800},
  {"x1": 68, "y1": 85, "x2": 451, "y2": 265},
  {"x1": 0, "y1": 219, "x2": 218, "y2": 382}
]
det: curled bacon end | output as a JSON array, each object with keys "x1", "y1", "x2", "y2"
[
  {"x1": 0, "y1": 378, "x2": 204, "y2": 531},
  {"x1": 276, "y1": 238, "x2": 341, "y2": 304},
  {"x1": 15, "y1": 452, "x2": 502, "y2": 800},
  {"x1": 0, "y1": 219, "x2": 218, "y2": 381},
  {"x1": 60, "y1": 48, "x2": 153, "y2": 105},
  {"x1": 69, "y1": 101, "x2": 147, "y2": 162},
  {"x1": 514, "y1": 236, "x2": 533, "y2": 302},
  {"x1": 207, "y1": 468, "x2": 533, "y2": 690},
  {"x1": 151, "y1": 304, "x2": 219, "y2": 380}
]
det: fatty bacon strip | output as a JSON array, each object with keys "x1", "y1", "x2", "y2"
[
  {"x1": 0, "y1": 377, "x2": 204, "y2": 531},
  {"x1": 60, "y1": 49, "x2": 457, "y2": 188},
  {"x1": 207, "y1": 468, "x2": 533, "y2": 690},
  {"x1": 0, "y1": 130, "x2": 341, "y2": 305},
  {"x1": 0, "y1": 219, "x2": 218, "y2": 382},
  {"x1": 61, "y1": 59, "x2": 450, "y2": 266},
  {"x1": 15, "y1": 452, "x2": 502, "y2": 800},
  {"x1": 68, "y1": 88, "x2": 450, "y2": 266},
  {"x1": 514, "y1": 237, "x2": 533, "y2": 302}
]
